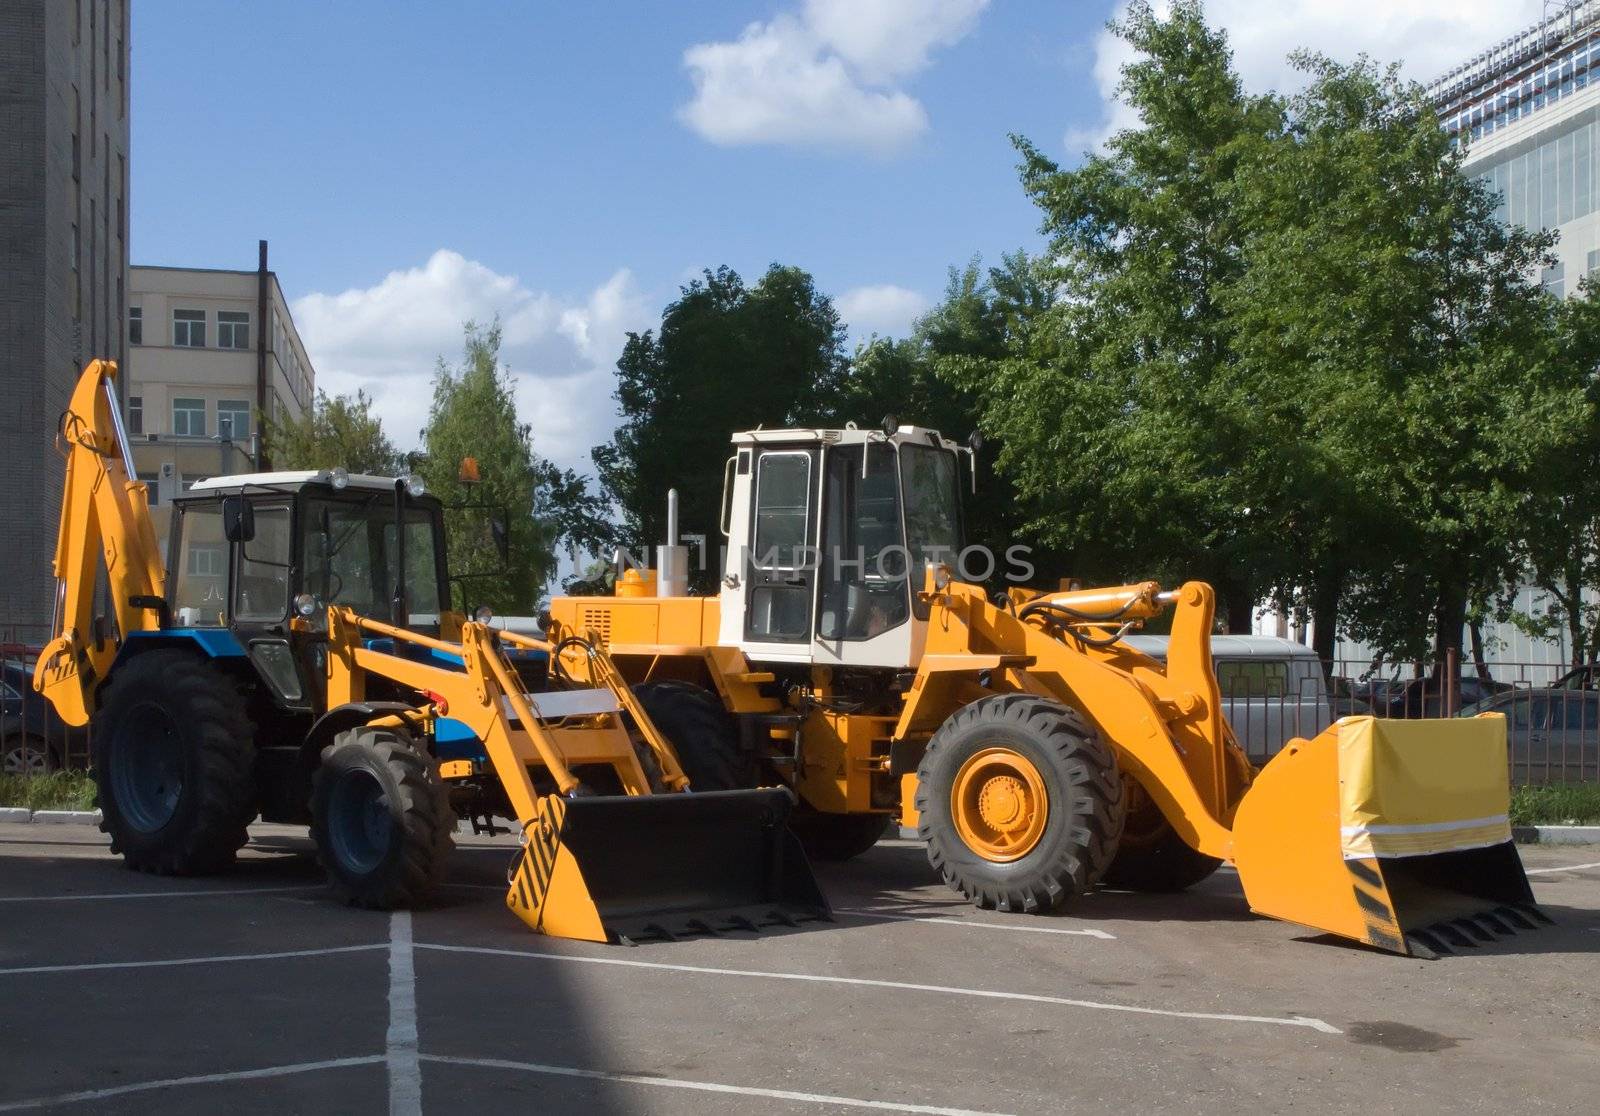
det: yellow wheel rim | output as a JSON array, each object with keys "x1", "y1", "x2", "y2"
[{"x1": 950, "y1": 747, "x2": 1049, "y2": 862}]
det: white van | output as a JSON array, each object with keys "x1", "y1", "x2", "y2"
[{"x1": 1121, "y1": 634, "x2": 1333, "y2": 761}]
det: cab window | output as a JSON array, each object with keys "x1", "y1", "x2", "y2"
[
  {"x1": 171, "y1": 503, "x2": 228, "y2": 627},
  {"x1": 235, "y1": 504, "x2": 291, "y2": 622}
]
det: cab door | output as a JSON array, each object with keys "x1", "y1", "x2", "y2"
[{"x1": 742, "y1": 448, "x2": 818, "y2": 649}]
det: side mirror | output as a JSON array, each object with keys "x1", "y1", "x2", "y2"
[{"x1": 222, "y1": 497, "x2": 256, "y2": 543}]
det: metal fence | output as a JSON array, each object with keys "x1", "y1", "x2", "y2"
[
  {"x1": 3, "y1": 617, "x2": 1595, "y2": 785},
  {"x1": 1, "y1": 622, "x2": 91, "y2": 777},
  {"x1": 1221, "y1": 654, "x2": 1597, "y2": 785}
]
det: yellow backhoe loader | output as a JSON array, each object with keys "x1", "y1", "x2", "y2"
[
  {"x1": 550, "y1": 421, "x2": 1546, "y2": 957},
  {"x1": 32, "y1": 360, "x2": 825, "y2": 943}
]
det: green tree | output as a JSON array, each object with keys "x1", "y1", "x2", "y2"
[
  {"x1": 1230, "y1": 54, "x2": 1576, "y2": 669},
  {"x1": 593, "y1": 264, "x2": 848, "y2": 567},
  {"x1": 419, "y1": 322, "x2": 550, "y2": 613},
  {"x1": 264, "y1": 389, "x2": 401, "y2": 474},
  {"x1": 954, "y1": 1, "x2": 1284, "y2": 628}
]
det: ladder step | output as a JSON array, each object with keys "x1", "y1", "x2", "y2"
[{"x1": 731, "y1": 671, "x2": 777, "y2": 684}]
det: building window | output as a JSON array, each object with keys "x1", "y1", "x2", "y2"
[
  {"x1": 128, "y1": 306, "x2": 141, "y2": 344},
  {"x1": 127, "y1": 395, "x2": 142, "y2": 434},
  {"x1": 173, "y1": 309, "x2": 205, "y2": 348},
  {"x1": 187, "y1": 545, "x2": 224, "y2": 578},
  {"x1": 217, "y1": 400, "x2": 250, "y2": 440},
  {"x1": 217, "y1": 311, "x2": 250, "y2": 350},
  {"x1": 1588, "y1": 249, "x2": 1600, "y2": 277},
  {"x1": 137, "y1": 471, "x2": 160, "y2": 507},
  {"x1": 1543, "y1": 262, "x2": 1565, "y2": 299},
  {"x1": 172, "y1": 397, "x2": 207, "y2": 437}
]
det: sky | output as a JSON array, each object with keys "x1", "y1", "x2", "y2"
[{"x1": 130, "y1": 0, "x2": 1550, "y2": 476}]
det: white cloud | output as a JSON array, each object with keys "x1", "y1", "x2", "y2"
[
  {"x1": 1070, "y1": 1, "x2": 1546, "y2": 152},
  {"x1": 291, "y1": 250, "x2": 650, "y2": 472},
  {"x1": 837, "y1": 283, "x2": 929, "y2": 340},
  {"x1": 679, "y1": 0, "x2": 989, "y2": 153}
]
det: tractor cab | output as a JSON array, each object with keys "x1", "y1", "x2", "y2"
[
  {"x1": 169, "y1": 469, "x2": 450, "y2": 636},
  {"x1": 718, "y1": 424, "x2": 967, "y2": 669}
]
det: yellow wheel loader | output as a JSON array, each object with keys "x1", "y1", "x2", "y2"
[
  {"x1": 550, "y1": 421, "x2": 1547, "y2": 957},
  {"x1": 32, "y1": 361, "x2": 825, "y2": 943}
]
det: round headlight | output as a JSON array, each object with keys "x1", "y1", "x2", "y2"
[
  {"x1": 294, "y1": 593, "x2": 317, "y2": 618},
  {"x1": 474, "y1": 605, "x2": 494, "y2": 624},
  {"x1": 404, "y1": 474, "x2": 426, "y2": 497},
  {"x1": 933, "y1": 564, "x2": 952, "y2": 591},
  {"x1": 329, "y1": 467, "x2": 350, "y2": 490}
]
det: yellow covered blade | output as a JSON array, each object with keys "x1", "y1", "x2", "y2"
[{"x1": 1232, "y1": 715, "x2": 1546, "y2": 957}]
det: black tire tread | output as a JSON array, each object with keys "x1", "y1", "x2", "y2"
[
  {"x1": 312, "y1": 726, "x2": 454, "y2": 909},
  {"x1": 92, "y1": 650, "x2": 257, "y2": 875},
  {"x1": 1100, "y1": 786, "x2": 1222, "y2": 892},
  {"x1": 632, "y1": 680, "x2": 752, "y2": 790},
  {"x1": 917, "y1": 694, "x2": 1125, "y2": 914},
  {"x1": 789, "y1": 809, "x2": 890, "y2": 862}
]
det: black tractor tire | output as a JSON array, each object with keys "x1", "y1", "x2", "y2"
[
  {"x1": 311, "y1": 726, "x2": 454, "y2": 909},
  {"x1": 1100, "y1": 780, "x2": 1222, "y2": 892},
  {"x1": 632, "y1": 680, "x2": 754, "y2": 790},
  {"x1": 91, "y1": 650, "x2": 257, "y2": 875},
  {"x1": 789, "y1": 808, "x2": 890, "y2": 862},
  {"x1": 916, "y1": 694, "x2": 1125, "y2": 913}
]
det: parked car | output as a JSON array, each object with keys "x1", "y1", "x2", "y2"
[
  {"x1": 1554, "y1": 662, "x2": 1598, "y2": 690},
  {"x1": 1, "y1": 663, "x2": 86, "y2": 775},
  {"x1": 1122, "y1": 635, "x2": 1333, "y2": 760},
  {"x1": 1371, "y1": 673, "x2": 1513, "y2": 719},
  {"x1": 1460, "y1": 688, "x2": 1600, "y2": 785}
]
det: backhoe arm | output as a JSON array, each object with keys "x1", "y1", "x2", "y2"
[{"x1": 33, "y1": 360, "x2": 165, "y2": 726}]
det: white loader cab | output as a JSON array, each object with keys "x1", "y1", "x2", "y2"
[{"x1": 715, "y1": 422, "x2": 972, "y2": 670}]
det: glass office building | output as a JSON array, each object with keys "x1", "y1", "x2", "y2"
[{"x1": 1428, "y1": 1, "x2": 1600, "y2": 294}]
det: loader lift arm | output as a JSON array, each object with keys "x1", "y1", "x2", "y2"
[{"x1": 33, "y1": 360, "x2": 166, "y2": 727}]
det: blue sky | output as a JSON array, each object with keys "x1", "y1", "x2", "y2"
[{"x1": 129, "y1": 0, "x2": 1545, "y2": 470}]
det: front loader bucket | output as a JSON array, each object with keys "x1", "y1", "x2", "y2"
[
  {"x1": 1232, "y1": 715, "x2": 1546, "y2": 957},
  {"x1": 506, "y1": 788, "x2": 830, "y2": 943}
]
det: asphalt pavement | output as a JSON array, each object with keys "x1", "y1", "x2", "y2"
[{"x1": 1, "y1": 823, "x2": 1597, "y2": 1114}]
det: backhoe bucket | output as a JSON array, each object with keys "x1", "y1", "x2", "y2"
[
  {"x1": 506, "y1": 788, "x2": 830, "y2": 943},
  {"x1": 1232, "y1": 715, "x2": 1545, "y2": 957}
]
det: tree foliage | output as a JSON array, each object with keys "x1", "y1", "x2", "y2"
[
  {"x1": 593, "y1": 264, "x2": 849, "y2": 567},
  {"x1": 264, "y1": 389, "x2": 401, "y2": 475},
  {"x1": 418, "y1": 322, "x2": 550, "y2": 613}
]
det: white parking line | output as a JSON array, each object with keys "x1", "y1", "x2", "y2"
[
  {"x1": 387, "y1": 912, "x2": 423, "y2": 1116},
  {"x1": 0, "y1": 1056, "x2": 384, "y2": 1112},
  {"x1": 415, "y1": 943, "x2": 1340, "y2": 1034},
  {"x1": 1525, "y1": 861, "x2": 1600, "y2": 875},
  {"x1": 0, "y1": 885, "x2": 322, "y2": 903},
  {"x1": 424, "y1": 1054, "x2": 1010, "y2": 1115},
  {"x1": 0, "y1": 943, "x2": 384, "y2": 977},
  {"x1": 836, "y1": 907, "x2": 1116, "y2": 939}
]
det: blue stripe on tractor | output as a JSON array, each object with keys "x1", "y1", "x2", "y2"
[
  {"x1": 434, "y1": 717, "x2": 486, "y2": 761},
  {"x1": 122, "y1": 628, "x2": 247, "y2": 659}
]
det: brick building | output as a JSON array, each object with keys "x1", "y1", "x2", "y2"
[{"x1": 0, "y1": 1, "x2": 130, "y2": 636}]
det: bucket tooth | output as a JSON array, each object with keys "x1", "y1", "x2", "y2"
[
  {"x1": 1404, "y1": 930, "x2": 1448, "y2": 958},
  {"x1": 1430, "y1": 923, "x2": 1476, "y2": 949},
  {"x1": 1453, "y1": 917, "x2": 1495, "y2": 944},
  {"x1": 1496, "y1": 905, "x2": 1537, "y2": 930},
  {"x1": 1514, "y1": 903, "x2": 1554, "y2": 926},
  {"x1": 1476, "y1": 911, "x2": 1514, "y2": 936}
]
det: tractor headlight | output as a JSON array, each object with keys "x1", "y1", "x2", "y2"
[
  {"x1": 404, "y1": 474, "x2": 427, "y2": 497},
  {"x1": 933, "y1": 564, "x2": 952, "y2": 591},
  {"x1": 294, "y1": 593, "x2": 317, "y2": 618},
  {"x1": 474, "y1": 605, "x2": 494, "y2": 624},
  {"x1": 329, "y1": 467, "x2": 350, "y2": 490}
]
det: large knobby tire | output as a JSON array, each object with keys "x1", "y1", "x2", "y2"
[
  {"x1": 917, "y1": 695, "x2": 1125, "y2": 913},
  {"x1": 1100, "y1": 778, "x2": 1222, "y2": 892},
  {"x1": 632, "y1": 680, "x2": 753, "y2": 790},
  {"x1": 311, "y1": 726, "x2": 454, "y2": 909},
  {"x1": 91, "y1": 650, "x2": 256, "y2": 875},
  {"x1": 789, "y1": 808, "x2": 890, "y2": 862}
]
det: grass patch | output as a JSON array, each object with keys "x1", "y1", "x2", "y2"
[
  {"x1": 1510, "y1": 784, "x2": 1600, "y2": 827},
  {"x1": 0, "y1": 771, "x2": 97, "y2": 812}
]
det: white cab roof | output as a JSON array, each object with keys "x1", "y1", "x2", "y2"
[{"x1": 185, "y1": 471, "x2": 404, "y2": 495}]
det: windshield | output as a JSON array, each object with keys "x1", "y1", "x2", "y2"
[
  {"x1": 900, "y1": 444, "x2": 963, "y2": 614},
  {"x1": 301, "y1": 496, "x2": 442, "y2": 623}
]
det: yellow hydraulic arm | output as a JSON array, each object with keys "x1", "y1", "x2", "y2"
[{"x1": 34, "y1": 360, "x2": 166, "y2": 727}]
